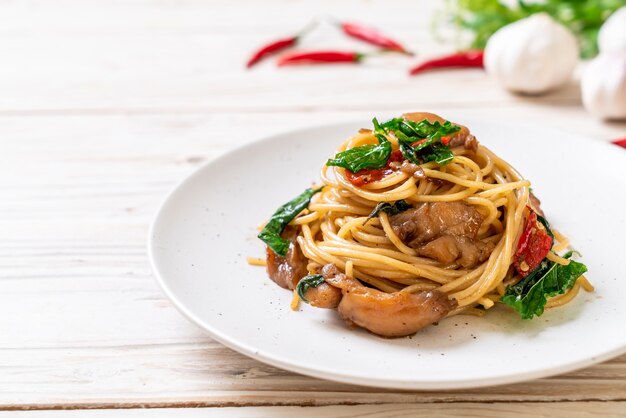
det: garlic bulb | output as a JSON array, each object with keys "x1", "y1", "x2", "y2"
[
  {"x1": 484, "y1": 13, "x2": 579, "y2": 94},
  {"x1": 581, "y1": 52, "x2": 626, "y2": 120},
  {"x1": 598, "y1": 6, "x2": 626, "y2": 53}
]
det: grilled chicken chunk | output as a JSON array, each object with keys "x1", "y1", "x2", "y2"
[
  {"x1": 390, "y1": 202, "x2": 494, "y2": 268},
  {"x1": 417, "y1": 235, "x2": 494, "y2": 268},
  {"x1": 304, "y1": 282, "x2": 342, "y2": 309},
  {"x1": 265, "y1": 226, "x2": 308, "y2": 290},
  {"x1": 321, "y1": 264, "x2": 457, "y2": 338}
]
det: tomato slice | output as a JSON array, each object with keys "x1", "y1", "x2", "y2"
[
  {"x1": 514, "y1": 211, "x2": 553, "y2": 277},
  {"x1": 345, "y1": 150, "x2": 405, "y2": 187},
  {"x1": 345, "y1": 168, "x2": 385, "y2": 186},
  {"x1": 388, "y1": 150, "x2": 404, "y2": 163}
]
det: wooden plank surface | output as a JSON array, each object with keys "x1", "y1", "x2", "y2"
[
  {"x1": 1, "y1": 0, "x2": 625, "y2": 415},
  {"x1": 3, "y1": 403, "x2": 626, "y2": 417}
]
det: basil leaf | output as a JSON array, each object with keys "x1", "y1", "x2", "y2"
[
  {"x1": 371, "y1": 117, "x2": 392, "y2": 147},
  {"x1": 420, "y1": 143, "x2": 455, "y2": 165},
  {"x1": 372, "y1": 117, "x2": 385, "y2": 131},
  {"x1": 258, "y1": 187, "x2": 323, "y2": 256},
  {"x1": 379, "y1": 118, "x2": 460, "y2": 138},
  {"x1": 397, "y1": 118, "x2": 460, "y2": 139},
  {"x1": 378, "y1": 117, "x2": 402, "y2": 132},
  {"x1": 375, "y1": 117, "x2": 459, "y2": 166},
  {"x1": 326, "y1": 138, "x2": 391, "y2": 173},
  {"x1": 501, "y1": 252, "x2": 588, "y2": 319},
  {"x1": 364, "y1": 199, "x2": 412, "y2": 224},
  {"x1": 390, "y1": 129, "x2": 422, "y2": 165},
  {"x1": 398, "y1": 120, "x2": 419, "y2": 138},
  {"x1": 411, "y1": 136, "x2": 437, "y2": 152},
  {"x1": 296, "y1": 274, "x2": 325, "y2": 303},
  {"x1": 398, "y1": 142, "x2": 421, "y2": 165}
]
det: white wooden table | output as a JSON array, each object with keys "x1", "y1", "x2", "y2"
[{"x1": 2, "y1": 1, "x2": 625, "y2": 416}]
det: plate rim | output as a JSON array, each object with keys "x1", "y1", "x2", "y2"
[{"x1": 148, "y1": 120, "x2": 626, "y2": 390}]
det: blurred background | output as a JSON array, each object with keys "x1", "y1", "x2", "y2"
[{"x1": 2, "y1": 0, "x2": 625, "y2": 137}]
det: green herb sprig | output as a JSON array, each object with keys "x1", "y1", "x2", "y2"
[
  {"x1": 258, "y1": 187, "x2": 323, "y2": 256},
  {"x1": 374, "y1": 117, "x2": 460, "y2": 166},
  {"x1": 501, "y1": 251, "x2": 588, "y2": 319},
  {"x1": 296, "y1": 274, "x2": 325, "y2": 303},
  {"x1": 442, "y1": 0, "x2": 625, "y2": 58},
  {"x1": 365, "y1": 200, "x2": 412, "y2": 224},
  {"x1": 326, "y1": 134, "x2": 391, "y2": 173}
]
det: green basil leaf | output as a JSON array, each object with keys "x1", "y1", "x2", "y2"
[
  {"x1": 390, "y1": 128, "x2": 421, "y2": 164},
  {"x1": 372, "y1": 117, "x2": 384, "y2": 131},
  {"x1": 411, "y1": 136, "x2": 438, "y2": 152},
  {"x1": 501, "y1": 252, "x2": 588, "y2": 319},
  {"x1": 296, "y1": 274, "x2": 325, "y2": 303},
  {"x1": 379, "y1": 118, "x2": 460, "y2": 139},
  {"x1": 372, "y1": 118, "x2": 392, "y2": 145},
  {"x1": 405, "y1": 119, "x2": 460, "y2": 139},
  {"x1": 364, "y1": 199, "x2": 412, "y2": 224},
  {"x1": 258, "y1": 187, "x2": 323, "y2": 256},
  {"x1": 377, "y1": 117, "x2": 401, "y2": 132},
  {"x1": 398, "y1": 120, "x2": 419, "y2": 138},
  {"x1": 375, "y1": 117, "x2": 460, "y2": 166},
  {"x1": 326, "y1": 135, "x2": 391, "y2": 173},
  {"x1": 420, "y1": 143, "x2": 455, "y2": 165},
  {"x1": 389, "y1": 124, "x2": 413, "y2": 145},
  {"x1": 398, "y1": 141, "x2": 421, "y2": 165}
]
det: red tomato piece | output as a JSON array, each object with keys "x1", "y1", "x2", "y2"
[
  {"x1": 345, "y1": 149, "x2": 407, "y2": 187},
  {"x1": 514, "y1": 211, "x2": 553, "y2": 277},
  {"x1": 387, "y1": 150, "x2": 404, "y2": 165},
  {"x1": 345, "y1": 168, "x2": 385, "y2": 186}
]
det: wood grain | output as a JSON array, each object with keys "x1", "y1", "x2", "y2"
[
  {"x1": 1, "y1": 0, "x2": 625, "y2": 415},
  {"x1": 3, "y1": 403, "x2": 626, "y2": 417},
  {"x1": 1, "y1": 112, "x2": 625, "y2": 411}
]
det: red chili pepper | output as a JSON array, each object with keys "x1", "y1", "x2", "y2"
[
  {"x1": 340, "y1": 21, "x2": 412, "y2": 55},
  {"x1": 514, "y1": 210, "x2": 553, "y2": 277},
  {"x1": 246, "y1": 21, "x2": 317, "y2": 68},
  {"x1": 277, "y1": 51, "x2": 364, "y2": 66},
  {"x1": 409, "y1": 50, "x2": 484, "y2": 76},
  {"x1": 247, "y1": 37, "x2": 298, "y2": 68},
  {"x1": 612, "y1": 137, "x2": 626, "y2": 148},
  {"x1": 345, "y1": 150, "x2": 404, "y2": 186}
]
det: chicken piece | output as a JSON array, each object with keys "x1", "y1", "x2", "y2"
[
  {"x1": 401, "y1": 111, "x2": 478, "y2": 152},
  {"x1": 399, "y1": 161, "x2": 426, "y2": 179},
  {"x1": 390, "y1": 202, "x2": 482, "y2": 246},
  {"x1": 304, "y1": 283, "x2": 342, "y2": 309},
  {"x1": 390, "y1": 202, "x2": 494, "y2": 268},
  {"x1": 321, "y1": 264, "x2": 456, "y2": 338},
  {"x1": 265, "y1": 226, "x2": 308, "y2": 290},
  {"x1": 416, "y1": 235, "x2": 494, "y2": 269}
]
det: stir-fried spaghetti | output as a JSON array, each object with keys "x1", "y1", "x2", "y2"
[{"x1": 254, "y1": 113, "x2": 592, "y2": 337}]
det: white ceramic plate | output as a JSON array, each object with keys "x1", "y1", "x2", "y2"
[{"x1": 149, "y1": 119, "x2": 626, "y2": 390}]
